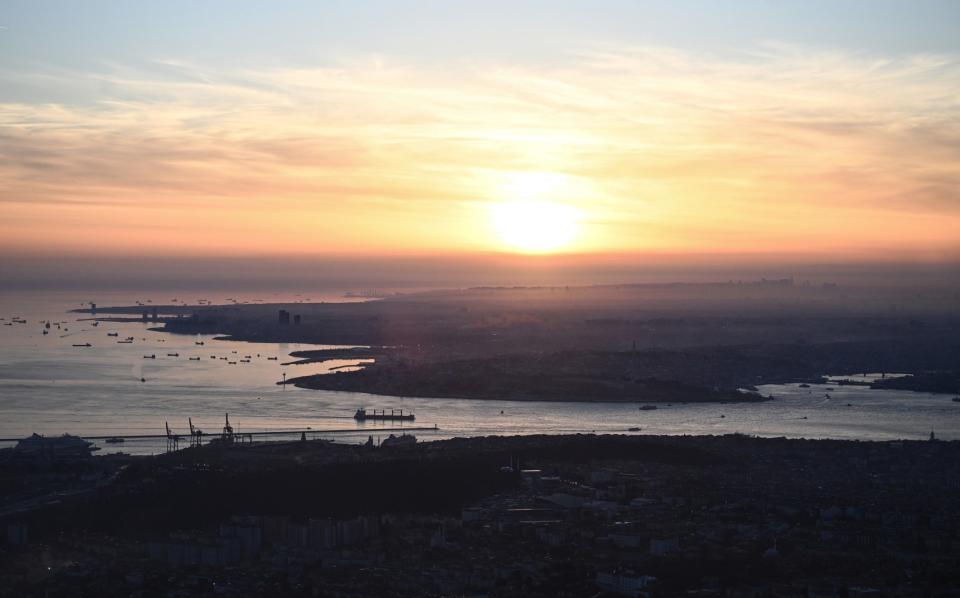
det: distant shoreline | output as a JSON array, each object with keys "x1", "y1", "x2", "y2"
[{"x1": 72, "y1": 289, "x2": 960, "y2": 404}]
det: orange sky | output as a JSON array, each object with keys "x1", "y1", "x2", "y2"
[{"x1": 2, "y1": 46, "x2": 959, "y2": 261}]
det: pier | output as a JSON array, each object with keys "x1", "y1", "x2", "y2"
[
  {"x1": 0, "y1": 410, "x2": 438, "y2": 454},
  {"x1": 0, "y1": 426, "x2": 437, "y2": 444}
]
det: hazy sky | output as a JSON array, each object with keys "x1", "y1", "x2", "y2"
[{"x1": 2, "y1": 0, "x2": 959, "y2": 263}]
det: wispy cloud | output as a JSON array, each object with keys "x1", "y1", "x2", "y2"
[{"x1": 1, "y1": 44, "x2": 959, "y2": 256}]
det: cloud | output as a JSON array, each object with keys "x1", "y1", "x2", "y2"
[{"x1": 1, "y1": 45, "x2": 959, "y2": 256}]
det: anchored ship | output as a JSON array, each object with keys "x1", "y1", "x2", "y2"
[{"x1": 353, "y1": 408, "x2": 415, "y2": 422}]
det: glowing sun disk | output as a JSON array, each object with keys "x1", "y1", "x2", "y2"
[{"x1": 492, "y1": 199, "x2": 580, "y2": 253}]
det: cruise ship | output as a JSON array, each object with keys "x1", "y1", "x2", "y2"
[{"x1": 12, "y1": 433, "x2": 98, "y2": 459}]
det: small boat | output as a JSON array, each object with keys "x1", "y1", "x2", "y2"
[
  {"x1": 798, "y1": 383, "x2": 810, "y2": 388},
  {"x1": 189, "y1": 357, "x2": 200, "y2": 361},
  {"x1": 143, "y1": 354, "x2": 156, "y2": 359},
  {"x1": 628, "y1": 427, "x2": 641, "y2": 432},
  {"x1": 72, "y1": 343, "x2": 92, "y2": 347},
  {"x1": 107, "y1": 332, "x2": 119, "y2": 337},
  {"x1": 167, "y1": 353, "x2": 179, "y2": 357},
  {"x1": 195, "y1": 341, "x2": 204, "y2": 346},
  {"x1": 140, "y1": 377, "x2": 146, "y2": 383},
  {"x1": 952, "y1": 397, "x2": 960, "y2": 403},
  {"x1": 639, "y1": 405, "x2": 657, "y2": 411},
  {"x1": 240, "y1": 359, "x2": 250, "y2": 363},
  {"x1": 105, "y1": 437, "x2": 125, "y2": 444},
  {"x1": 267, "y1": 357, "x2": 278, "y2": 360},
  {"x1": 228, "y1": 361, "x2": 237, "y2": 364},
  {"x1": 42, "y1": 329, "x2": 48, "y2": 335},
  {"x1": 117, "y1": 340, "x2": 133, "y2": 344}
]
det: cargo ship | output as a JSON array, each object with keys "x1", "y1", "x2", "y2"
[{"x1": 353, "y1": 408, "x2": 415, "y2": 422}]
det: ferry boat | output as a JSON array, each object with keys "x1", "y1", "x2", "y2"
[
  {"x1": 381, "y1": 433, "x2": 417, "y2": 447},
  {"x1": 354, "y1": 408, "x2": 415, "y2": 421}
]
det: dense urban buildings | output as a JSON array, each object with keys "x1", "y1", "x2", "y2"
[{"x1": 2, "y1": 434, "x2": 958, "y2": 596}]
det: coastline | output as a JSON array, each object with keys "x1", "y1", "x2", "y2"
[
  {"x1": 72, "y1": 295, "x2": 960, "y2": 404},
  {"x1": 281, "y1": 362, "x2": 772, "y2": 404}
]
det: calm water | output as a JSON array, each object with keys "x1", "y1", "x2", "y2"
[{"x1": 1, "y1": 290, "x2": 957, "y2": 455}]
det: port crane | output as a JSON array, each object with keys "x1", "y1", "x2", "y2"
[
  {"x1": 164, "y1": 422, "x2": 181, "y2": 452},
  {"x1": 188, "y1": 417, "x2": 203, "y2": 448},
  {"x1": 220, "y1": 413, "x2": 234, "y2": 443}
]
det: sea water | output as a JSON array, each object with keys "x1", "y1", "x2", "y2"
[{"x1": 1, "y1": 289, "x2": 957, "y2": 455}]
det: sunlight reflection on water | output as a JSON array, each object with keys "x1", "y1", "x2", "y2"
[{"x1": 1, "y1": 290, "x2": 957, "y2": 455}]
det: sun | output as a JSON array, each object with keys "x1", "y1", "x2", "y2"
[
  {"x1": 492, "y1": 199, "x2": 580, "y2": 253},
  {"x1": 488, "y1": 172, "x2": 582, "y2": 253}
]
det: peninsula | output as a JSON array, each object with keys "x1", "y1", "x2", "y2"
[{"x1": 75, "y1": 283, "x2": 960, "y2": 403}]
